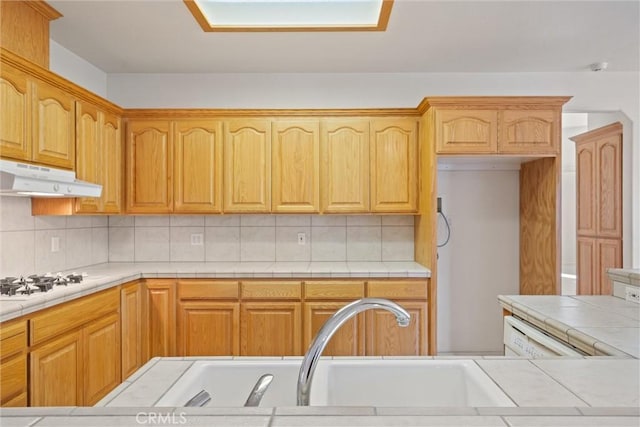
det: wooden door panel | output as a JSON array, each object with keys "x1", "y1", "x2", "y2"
[
  {"x1": 577, "y1": 237, "x2": 596, "y2": 295},
  {"x1": 240, "y1": 302, "x2": 301, "y2": 356},
  {"x1": 224, "y1": 120, "x2": 271, "y2": 212},
  {"x1": 0, "y1": 355, "x2": 26, "y2": 405},
  {"x1": 33, "y1": 81, "x2": 75, "y2": 169},
  {"x1": 320, "y1": 119, "x2": 369, "y2": 213},
  {"x1": 101, "y1": 113, "x2": 122, "y2": 213},
  {"x1": 365, "y1": 302, "x2": 427, "y2": 356},
  {"x1": 146, "y1": 281, "x2": 176, "y2": 358},
  {"x1": 75, "y1": 101, "x2": 101, "y2": 213},
  {"x1": 596, "y1": 136, "x2": 622, "y2": 238},
  {"x1": 435, "y1": 110, "x2": 498, "y2": 154},
  {"x1": 272, "y1": 120, "x2": 319, "y2": 212},
  {"x1": 499, "y1": 110, "x2": 557, "y2": 154},
  {"x1": 121, "y1": 283, "x2": 142, "y2": 380},
  {"x1": 84, "y1": 313, "x2": 121, "y2": 405},
  {"x1": 0, "y1": 64, "x2": 31, "y2": 161},
  {"x1": 597, "y1": 239, "x2": 622, "y2": 295},
  {"x1": 174, "y1": 120, "x2": 223, "y2": 212},
  {"x1": 576, "y1": 141, "x2": 597, "y2": 236},
  {"x1": 178, "y1": 302, "x2": 239, "y2": 356},
  {"x1": 303, "y1": 302, "x2": 364, "y2": 356}
]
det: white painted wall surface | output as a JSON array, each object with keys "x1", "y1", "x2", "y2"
[
  {"x1": 49, "y1": 40, "x2": 108, "y2": 98},
  {"x1": 436, "y1": 170, "x2": 520, "y2": 355}
]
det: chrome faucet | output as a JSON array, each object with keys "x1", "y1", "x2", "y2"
[
  {"x1": 244, "y1": 373, "x2": 274, "y2": 407},
  {"x1": 296, "y1": 298, "x2": 410, "y2": 406}
]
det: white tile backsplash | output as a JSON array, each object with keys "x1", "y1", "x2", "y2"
[
  {"x1": 311, "y1": 226, "x2": 346, "y2": 261},
  {"x1": 66, "y1": 216, "x2": 93, "y2": 228},
  {"x1": 0, "y1": 230, "x2": 35, "y2": 276},
  {"x1": 205, "y1": 215, "x2": 240, "y2": 227},
  {"x1": 35, "y1": 216, "x2": 67, "y2": 230},
  {"x1": 347, "y1": 215, "x2": 382, "y2": 226},
  {"x1": 170, "y1": 226, "x2": 205, "y2": 262},
  {"x1": 170, "y1": 215, "x2": 205, "y2": 227},
  {"x1": 275, "y1": 215, "x2": 311, "y2": 227},
  {"x1": 67, "y1": 228, "x2": 94, "y2": 269},
  {"x1": 240, "y1": 226, "x2": 276, "y2": 261},
  {"x1": 92, "y1": 228, "x2": 109, "y2": 264},
  {"x1": 0, "y1": 197, "x2": 34, "y2": 231},
  {"x1": 205, "y1": 227, "x2": 240, "y2": 261},
  {"x1": 312, "y1": 215, "x2": 346, "y2": 226},
  {"x1": 347, "y1": 226, "x2": 382, "y2": 261},
  {"x1": 135, "y1": 216, "x2": 170, "y2": 227},
  {"x1": 35, "y1": 229, "x2": 66, "y2": 272},
  {"x1": 382, "y1": 226, "x2": 415, "y2": 261},
  {"x1": 241, "y1": 215, "x2": 275, "y2": 227},
  {"x1": 276, "y1": 226, "x2": 311, "y2": 262},
  {"x1": 109, "y1": 227, "x2": 134, "y2": 262},
  {"x1": 134, "y1": 227, "x2": 170, "y2": 261}
]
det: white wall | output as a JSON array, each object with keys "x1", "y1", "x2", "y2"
[
  {"x1": 436, "y1": 170, "x2": 520, "y2": 355},
  {"x1": 49, "y1": 40, "x2": 107, "y2": 98},
  {"x1": 106, "y1": 71, "x2": 640, "y2": 268}
]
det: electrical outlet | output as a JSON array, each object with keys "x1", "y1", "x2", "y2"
[
  {"x1": 625, "y1": 286, "x2": 640, "y2": 304},
  {"x1": 51, "y1": 236, "x2": 60, "y2": 253},
  {"x1": 297, "y1": 232, "x2": 306, "y2": 245},
  {"x1": 190, "y1": 233, "x2": 204, "y2": 246}
]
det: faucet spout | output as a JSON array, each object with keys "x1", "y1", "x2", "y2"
[{"x1": 296, "y1": 298, "x2": 410, "y2": 406}]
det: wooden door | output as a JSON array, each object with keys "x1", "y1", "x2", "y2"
[
  {"x1": 596, "y1": 135, "x2": 622, "y2": 238},
  {"x1": 32, "y1": 80, "x2": 75, "y2": 169},
  {"x1": 0, "y1": 320, "x2": 27, "y2": 407},
  {"x1": 498, "y1": 110, "x2": 558, "y2": 154},
  {"x1": 272, "y1": 120, "x2": 320, "y2": 212},
  {"x1": 435, "y1": 109, "x2": 498, "y2": 154},
  {"x1": 320, "y1": 119, "x2": 369, "y2": 213},
  {"x1": 576, "y1": 140, "x2": 597, "y2": 236},
  {"x1": 177, "y1": 301, "x2": 239, "y2": 356},
  {"x1": 303, "y1": 302, "x2": 364, "y2": 356},
  {"x1": 0, "y1": 64, "x2": 31, "y2": 161},
  {"x1": 83, "y1": 313, "x2": 121, "y2": 405},
  {"x1": 125, "y1": 120, "x2": 172, "y2": 213},
  {"x1": 577, "y1": 237, "x2": 596, "y2": 295},
  {"x1": 597, "y1": 238, "x2": 622, "y2": 295},
  {"x1": 101, "y1": 112, "x2": 122, "y2": 213},
  {"x1": 224, "y1": 120, "x2": 271, "y2": 212},
  {"x1": 365, "y1": 301, "x2": 427, "y2": 356},
  {"x1": 121, "y1": 282, "x2": 143, "y2": 380},
  {"x1": 370, "y1": 118, "x2": 418, "y2": 212},
  {"x1": 174, "y1": 120, "x2": 223, "y2": 213},
  {"x1": 75, "y1": 101, "x2": 101, "y2": 213},
  {"x1": 145, "y1": 280, "x2": 176, "y2": 358},
  {"x1": 30, "y1": 331, "x2": 83, "y2": 406},
  {"x1": 240, "y1": 302, "x2": 301, "y2": 356}
]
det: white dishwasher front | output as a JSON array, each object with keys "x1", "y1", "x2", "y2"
[{"x1": 503, "y1": 315, "x2": 585, "y2": 357}]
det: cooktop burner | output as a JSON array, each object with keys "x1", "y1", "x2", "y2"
[{"x1": 0, "y1": 273, "x2": 86, "y2": 297}]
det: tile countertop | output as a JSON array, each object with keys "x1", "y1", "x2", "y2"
[
  {"x1": 0, "y1": 261, "x2": 430, "y2": 322},
  {"x1": 498, "y1": 295, "x2": 640, "y2": 358},
  {"x1": 2, "y1": 356, "x2": 638, "y2": 426}
]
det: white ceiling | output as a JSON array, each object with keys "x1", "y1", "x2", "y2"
[{"x1": 48, "y1": 0, "x2": 640, "y2": 74}]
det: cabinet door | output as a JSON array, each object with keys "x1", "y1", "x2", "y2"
[
  {"x1": 30, "y1": 331, "x2": 83, "y2": 406},
  {"x1": 365, "y1": 301, "x2": 427, "y2": 356},
  {"x1": 0, "y1": 64, "x2": 31, "y2": 161},
  {"x1": 32, "y1": 80, "x2": 75, "y2": 169},
  {"x1": 370, "y1": 118, "x2": 418, "y2": 212},
  {"x1": 224, "y1": 120, "x2": 271, "y2": 212},
  {"x1": 101, "y1": 112, "x2": 123, "y2": 213},
  {"x1": 498, "y1": 110, "x2": 558, "y2": 154},
  {"x1": 272, "y1": 120, "x2": 320, "y2": 212},
  {"x1": 75, "y1": 101, "x2": 101, "y2": 213},
  {"x1": 596, "y1": 136, "x2": 622, "y2": 238},
  {"x1": 83, "y1": 313, "x2": 121, "y2": 405},
  {"x1": 174, "y1": 120, "x2": 223, "y2": 213},
  {"x1": 145, "y1": 280, "x2": 176, "y2": 358},
  {"x1": 126, "y1": 120, "x2": 172, "y2": 213},
  {"x1": 576, "y1": 140, "x2": 597, "y2": 236},
  {"x1": 240, "y1": 302, "x2": 301, "y2": 356},
  {"x1": 178, "y1": 301, "x2": 239, "y2": 356},
  {"x1": 320, "y1": 119, "x2": 369, "y2": 213},
  {"x1": 597, "y1": 238, "x2": 622, "y2": 295},
  {"x1": 435, "y1": 109, "x2": 498, "y2": 154},
  {"x1": 577, "y1": 237, "x2": 597, "y2": 295},
  {"x1": 0, "y1": 355, "x2": 27, "y2": 407},
  {"x1": 303, "y1": 302, "x2": 364, "y2": 356},
  {"x1": 121, "y1": 282, "x2": 143, "y2": 380}
]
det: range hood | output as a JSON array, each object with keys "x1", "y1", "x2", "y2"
[{"x1": 0, "y1": 159, "x2": 102, "y2": 197}]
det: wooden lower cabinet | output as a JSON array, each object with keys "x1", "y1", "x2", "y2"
[
  {"x1": 303, "y1": 302, "x2": 364, "y2": 356},
  {"x1": 83, "y1": 313, "x2": 121, "y2": 405},
  {"x1": 178, "y1": 301, "x2": 239, "y2": 356},
  {"x1": 30, "y1": 330, "x2": 83, "y2": 406},
  {"x1": 0, "y1": 319, "x2": 27, "y2": 406},
  {"x1": 365, "y1": 301, "x2": 427, "y2": 356},
  {"x1": 145, "y1": 280, "x2": 176, "y2": 358},
  {"x1": 121, "y1": 281, "x2": 143, "y2": 380},
  {"x1": 240, "y1": 302, "x2": 302, "y2": 356},
  {"x1": 577, "y1": 237, "x2": 622, "y2": 295}
]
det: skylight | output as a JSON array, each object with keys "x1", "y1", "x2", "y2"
[{"x1": 183, "y1": 0, "x2": 393, "y2": 32}]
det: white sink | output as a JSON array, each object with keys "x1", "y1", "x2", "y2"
[{"x1": 154, "y1": 359, "x2": 515, "y2": 407}]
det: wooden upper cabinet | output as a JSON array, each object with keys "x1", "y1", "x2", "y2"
[
  {"x1": 101, "y1": 112, "x2": 123, "y2": 213},
  {"x1": 174, "y1": 120, "x2": 223, "y2": 213},
  {"x1": 32, "y1": 80, "x2": 75, "y2": 169},
  {"x1": 126, "y1": 120, "x2": 173, "y2": 213},
  {"x1": 320, "y1": 119, "x2": 369, "y2": 213},
  {"x1": 499, "y1": 110, "x2": 558, "y2": 154},
  {"x1": 224, "y1": 120, "x2": 271, "y2": 212},
  {"x1": 75, "y1": 101, "x2": 101, "y2": 213},
  {"x1": 0, "y1": 64, "x2": 31, "y2": 161},
  {"x1": 370, "y1": 118, "x2": 418, "y2": 213},
  {"x1": 576, "y1": 140, "x2": 597, "y2": 236},
  {"x1": 272, "y1": 120, "x2": 320, "y2": 213},
  {"x1": 596, "y1": 135, "x2": 622, "y2": 238},
  {"x1": 435, "y1": 109, "x2": 498, "y2": 154}
]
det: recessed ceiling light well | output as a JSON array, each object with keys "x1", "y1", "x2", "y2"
[{"x1": 183, "y1": 0, "x2": 394, "y2": 32}]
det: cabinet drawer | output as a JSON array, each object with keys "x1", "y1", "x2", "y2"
[
  {"x1": 0, "y1": 354, "x2": 26, "y2": 404},
  {"x1": 304, "y1": 281, "x2": 365, "y2": 300},
  {"x1": 30, "y1": 288, "x2": 119, "y2": 346},
  {"x1": 178, "y1": 281, "x2": 239, "y2": 300},
  {"x1": 0, "y1": 320, "x2": 26, "y2": 360},
  {"x1": 366, "y1": 280, "x2": 428, "y2": 300},
  {"x1": 241, "y1": 282, "x2": 301, "y2": 300}
]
